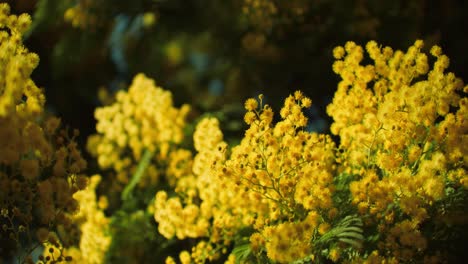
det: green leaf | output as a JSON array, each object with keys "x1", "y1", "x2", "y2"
[
  {"x1": 121, "y1": 149, "x2": 154, "y2": 201},
  {"x1": 337, "y1": 231, "x2": 364, "y2": 241},
  {"x1": 313, "y1": 215, "x2": 364, "y2": 252},
  {"x1": 338, "y1": 237, "x2": 362, "y2": 248},
  {"x1": 339, "y1": 226, "x2": 363, "y2": 233},
  {"x1": 291, "y1": 255, "x2": 313, "y2": 264},
  {"x1": 340, "y1": 215, "x2": 363, "y2": 226},
  {"x1": 232, "y1": 243, "x2": 252, "y2": 264}
]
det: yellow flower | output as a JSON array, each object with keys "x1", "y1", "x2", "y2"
[
  {"x1": 244, "y1": 111, "x2": 257, "y2": 125},
  {"x1": 244, "y1": 98, "x2": 258, "y2": 111},
  {"x1": 165, "y1": 256, "x2": 176, "y2": 264},
  {"x1": 333, "y1": 46, "x2": 345, "y2": 59},
  {"x1": 318, "y1": 222, "x2": 331, "y2": 235},
  {"x1": 179, "y1": 250, "x2": 191, "y2": 264},
  {"x1": 328, "y1": 247, "x2": 340, "y2": 262}
]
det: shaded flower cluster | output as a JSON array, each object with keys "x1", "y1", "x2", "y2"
[
  {"x1": 41, "y1": 175, "x2": 111, "y2": 264},
  {"x1": 0, "y1": 4, "x2": 87, "y2": 262},
  {"x1": 64, "y1": 0, "x2": 98, "y2": 29},
  {"x1": 241, "y1": 0, "x2": 309, "y2": 32}
]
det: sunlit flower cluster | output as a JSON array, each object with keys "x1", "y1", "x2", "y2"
[
  {"x1": 328, "y1": 40, "x2": 467, "y2": 262},
  {"x1": 0, "y1": 4, "x2": 87, "y2": 262},
  {"x1": 154, "y1": 91, "x2": 341, "y2": 263},
  {"x1": 153, "y1": 40, "x2": 466, "y2": 263}
]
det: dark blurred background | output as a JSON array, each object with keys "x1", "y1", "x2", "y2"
[{"x1": 3, "y1": 0, "x2": 468, "y2": 143}]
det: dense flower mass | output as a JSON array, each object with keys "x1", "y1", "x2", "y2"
[
  {"x1": 41, "y1": 175, "x2": 111, "y2": 264},
  {"x1": 0, "y1": 3, "x2": 87, "y2": 263},
  {"x1": 327, "y1": 40, "x2": 467, "y2": 262},
  {"x1": 154, "y1": 92, "x2": 341, "y2": 263},
  {"x1": 1, "y1": 2, "x2": 467, "y2": 263},
  {"x1": 88, "y1": 73, "x2": 190, "y2": 187},
  {"x1": 153, "y1": 40, "x2": 467, "y2": 264}
]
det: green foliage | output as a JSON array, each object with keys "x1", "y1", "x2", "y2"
[
  {"x1": 121, "y1": 149, "x2": 154, "y2": 201},
  {"x1": 231, "y1": 243, "x2": 252, "y2": 264},
  {"x1": 313, "y1": 215, "x2": 364, "y2": 262},
  {"x1": 231, "y1": 227, "x2": 256, "y2": 263},
  {"x1": 104, "y1": 210, "x2": 166, "y2": 264},
  {"x1": 25, "y1": 0, "x2": 71, "y2": 37}
]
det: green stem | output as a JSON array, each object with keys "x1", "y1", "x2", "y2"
[{"x1": 121, "y1": 149, "x2": 154, "y2": 201}]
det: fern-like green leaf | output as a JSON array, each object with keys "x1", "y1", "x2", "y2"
[
  {"x1": 337, "y1": 231, "x2": 364, "y2": 241},
  {"x1": 338, "y1": 237, "x2": 363, "y2": 248},
  {"x1": 232, "y1": 243, "x2": 252, "y2": 264},
  {"x1": 314, "y1": 215, "x2": 364, "y2": 251}
]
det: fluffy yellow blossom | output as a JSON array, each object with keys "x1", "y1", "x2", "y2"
[
  {"x1": 40, "y1": 175, "x2": 110, "y2": 264},
  {"x1": 165, "y1": 256, "x2": 176, "y2": 264},
  {"x1": 244, "y1": 97, "x2": 259, "y2": 111},
  {"x1": 263, "y1": 222, "x2": 310, "y2": 263},
  {"x1": 0, "y1": 3, "x2": 41, "y2": 117},
  {"x1": 154, "y1": 92, "x2": 338, "y2": 263},
  {"x1": 89, "y1": 73, "x2": 190, "y2": 189},
  {"x1": 69, "y1": 175, "x2": 111, "y2": 263},
  {"x1": 328, "y1": 247, "x2": 340, "y2": 262},
  {"x1": 64, "y1": 0, "x2": 97, "y2": 29},
  {"x1": 0, "y1": 4, "x2": 88, "y2": 262},
  {"x1": 329, "y1": 40, "x2": 467, "y2": 262},
  {"x1": 154, "y1": 117, "x2": 231, "y2": 257},
  {"x1": 154, "y1": 191, "x2": 209, "y2": 239},
  {"x1": 179, "y1": 250, "x2": 192, "y2": 264}
]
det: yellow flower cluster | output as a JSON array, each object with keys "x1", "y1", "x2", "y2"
[
  {"x1": 155, "y1": 117, "x2": 234, "y2": 262},
  {"x1": 154, "y1": 92, "x2": 338, "y2": 263},
  {"x1": 328, "y1": 40, "x2": 467, "y2": 261},
  {"x1": 0, "y1": 4, "x2": 42, "y2": 117},
  {"x1": 227, "y1": 92, "x2": 337, "y2": 219},
  {"x1": 89, "y1": 73, "x2": 190, "y2": 186},
  {"x1": 261, "y1": 212, "x2": 318, "y2": 263},
  {"x1": 64, "y1": 0, "x2": 97, "y2": 29},
  {"x1": 165, "y1": 250, "x2": 192, "y2": 264},
  {"x1": 154, "y1": 40, "x2": 466, "y2": 263},
  {"x1": 43, "y1": 175, "x2": 111, "y2": 264},
  {"x1": 154, "y1": 191, "x2": 210, "y2": 240},
  {"x1": 0, "y1": 3, "x2": 88, "y2": 262}
]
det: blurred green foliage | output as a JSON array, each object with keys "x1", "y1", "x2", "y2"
[{"x1": 3, "y1": 0, "x2": 466, "y2": 141}]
